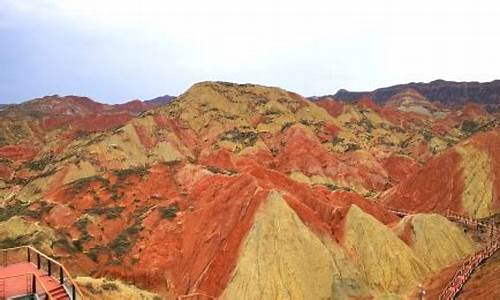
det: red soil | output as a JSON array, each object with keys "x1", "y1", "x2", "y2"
[
  {"x1": 357, "y1": 96, "x2": 379, "y2": 110},
  {"x1": 315, "y1": 98, "x2": 344, "y2": 117},
  {"x1": 270, "y1": 125, "x2": 390, "y2": 192},
  {"x1": 382, "y1": 155, "x2": 420, "y2": 184},
  {"x1": 0, "y1": 164, "x2": 12, "y2": 179},
  {"x1": 381, "y1": 147, "x2": 465, "y2": 214},
  {"x1": 381, "y1": 129, "x2": 500, "y2": 215},
  {"x1": 0, "y1": 145, "x2": 38, "y2": 161},
  {"x1": 133, "y1": 124, "x2": 156, "y2": 149}
]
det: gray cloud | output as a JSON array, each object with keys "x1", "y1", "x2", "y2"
[{"x1": 1, "y1": 0, "x2": 499, "y2": 103}]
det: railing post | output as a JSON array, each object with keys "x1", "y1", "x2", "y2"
[
  {"x1": 48, "y1": 260, "x2": 52, "y2": 276},
  {"x1": 72, "y1": 284, "x2": 76, "y2": 300},
  {"x1": 59, "y1": 266, "x2": 64, "y2": 284},
  {"x1": 32, "y1": 274, "x2": 36, "y2": 294},
  {"x1": 37, "y1": 253, "x2": 41, "y2": 269},
  {"x1": 27, "y1": 247, "x2": 31, "y2": 263}
]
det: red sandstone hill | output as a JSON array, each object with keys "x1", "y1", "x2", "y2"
[
  {"x1": 0, "y1": 81, "x2": 498, "y2": 299},
  {"x1": 381, "y1": 128, "x2": 500, "y2": 218}
]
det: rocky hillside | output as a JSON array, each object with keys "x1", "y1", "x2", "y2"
[
  {"x1": 0, "y1": 81, "x2": 498, "y2": 299},
  {"x1": 381, "y1": 129, "x2": 500, "y2": 218}
]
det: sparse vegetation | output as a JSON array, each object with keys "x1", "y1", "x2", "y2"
[
  {"x1": 159, "y1": 204, "x2": 179, "y2": 220},
  {"x1": 25, "y1": 153, "x2": 54, "y2": 171},
  {"x1": 220, "y1": 128, "x2": 258, "y2": 147},
  {"x1": 73, "y1": 217, "x2": 92, "y2": 249},
  {"x1": 357, "y1": 117, "x2": 375, "y2": 132},
  {"x1": 162, "y1": 159, "x2": 182, "y2": 167},
  {"x1": 0, "y1": 237, "x2": 23, "y2": 248},
  {"x1": 10, "y1": 124, "x2": 28, "y2": 139},
  {"x1": 70, "y1": 175, "x2": 110, "y2": 193},
  {"x1": 299, "y1": 119, "x2": 317, "y2": 127},
  {"x1": 422, "y1": 130, "x2": 433, "y2": 142},
  {"x1": 84, "y1": 282, "x2": 102, "y2": 295},
  {"x1": 86, "y1": 246, "x2": 103, "y2": 262},
  {"x1": 72, "y1": 239, "x2": 83, "y2": 252},
  {"x1": 461, "y1": 120, "x2": 479, "y2": 135},
  {"x1": 0, "y1": 200, "x2": 53, "y2": 222},
  {"x1": 102, "y1": 282, "x2": 119, "y2": 291},
  {"x1": 321, "y1": 183, "x2": 338, "y2": 191},
  {"x1": 113, "y1": 165, "x2": 150, "y2": 181},
  {"x1": 280, "y1": 122, "x2": 296, "y2": 132},
  {"x1": 206, "y1": 165, "x2": 238, "y2": 175},
  {"x1": 331, "y1": 136, "x2": 345, "y2": 146},
  {"x1": 110, "y1": 231, "x2": 132, "y2": 256},
  {"x1": 85, "y1": 206, "x2": 125, "y2": 219},
  {"x1": 0, "y1": 157, "x2": 12, "y2": 165},
  {"x1": 53, "y1": 238, "x2": 76, "y2": 253},
  {"x1": 345, "y1": 143, "x2": 361, "y2": 152}
]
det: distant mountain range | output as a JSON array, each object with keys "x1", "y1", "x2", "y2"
[
  {"x1": 322, "y1": 80, "x2": 500, "y2": 111},
  {"x1": 0, "y1": 94, "x2": 175, "y2": 113}
]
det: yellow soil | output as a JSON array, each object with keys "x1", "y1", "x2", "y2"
[
  {"x1": 344, "y1": 205, "x2": 430, "y2": 295},
  {"x1": 0, "y1": 216, "x2": 56, "y2": 253},
  {"x1": 395, "y1": 214, "x2": 478, "y2": 271},
  {"x1": 456, "y1": 143, "x2": 494, "y2": 218},
  {"x1": 63, "y1": 161, "x2": 97, "y2": 185},
  {"x1": 222, "y1": 191, "x2": 370, "y2": 300},
  {"x1": 75, "y1": 277, "x2": 164, "y2": 300}
]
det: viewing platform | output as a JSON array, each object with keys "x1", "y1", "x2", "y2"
[{"x1": 0, "y1": 246, "x2": 83, "y2": 300}]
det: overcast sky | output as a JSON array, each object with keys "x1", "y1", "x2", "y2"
[{"x1": 1, "y1": 0, "x2": 499, "y2": 104}]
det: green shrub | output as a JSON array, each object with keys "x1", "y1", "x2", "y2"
[
  {"x1": 72, "y1": 240, "x2": 83, "y2": 252},
  {"x1": 86, "y1": 246, "x2": 101, "y2": 261},
  {"x1": 84, "y1": 282, "x2": 102, "y2": 294},
  {"x1": 345, "y1": 143, "x2": 361, "y2": 152},
  {"x1": 74, "y1": 217, "x2": 91, "y2": 243},
  {"x1": 280, "y1": 122, "x2": 296, "y2": 133},
  {"x1": 331, "y1": 136, "x2": 345, "y2": 145},
  {"x1": 25, "y1": 153, "x2": 54, "y2": 171},
  {"x1": 206, "y1": 166, "x2": 238, "y2": 175},
  {"x1": 112, "y1": 166, "x2": 150, "y2": 181},
  {"x1": 70, "y1": 176, "x2": 110, "y2": 193},
  {"x1": 162, "y1": 160, "x2": 181, "y2": 167},
  {"x1": 220, "y1": 129, "x2": 258, "y2": 147},
  {"x1": 102, "y1": 282, "x2": 119, "y2": 291},
  {"x1": 0, "y1": 200, "x2": 37, "y2": 222},
  {"x1": 159, "y1": 204, "x2": 179, "y2": 220},
  {"x1": 422, "y1": 131, "x2": 433, "y2": 142},
  {"x1": 0, "y1": 157, "x2": 12, "y2": 165},
  {"x1": 322, "y1": 183, "x2": 338, "y2": 191},
  {"x1": 126, "y1": 222, "x2": 142, "y2": 235},
  {"x1": 461, "y1": 120, "x2": 479, "y2": 135},
  {"x1": 85, "y1": 207, "x2": 125, "y2": 219},
  {"x1": 110, "y1": 232, "x2": 132, "y2": 256}
]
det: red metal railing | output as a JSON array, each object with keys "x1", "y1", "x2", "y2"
[
  {"x1": 0, "y1": 272, "x2": 52, "y2": 300},
  {"x1": 0, "y1": 245, "x2": 84, "y2": 299},
  {"x1": 380, "y1": 204, "x2": 500, "y2": 299},
  {"x1": 439, "y1": 241, "x2": 499, "y2": 300}
]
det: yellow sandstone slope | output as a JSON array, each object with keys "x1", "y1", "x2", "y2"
[
  {"x1": 222, "y1": 191, "x2": 370, "y2": 300},
  {"x1": 455, "y1": 143, "x2": 494, "y2": 218},
  {"x1": 395, "y1": 213, "x2": 478, "y2": 272},
  {"x1": 343, "y1": 205, "x2": 430, "y2": 296}
]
